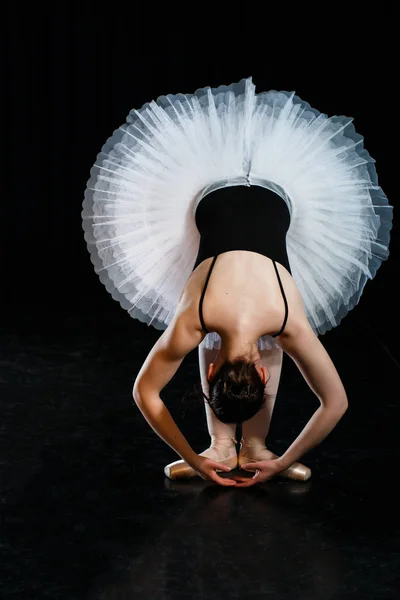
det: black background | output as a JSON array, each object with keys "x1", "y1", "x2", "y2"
[{"x1": 3, "y1": 6, "x2": 400, "y2": 599}]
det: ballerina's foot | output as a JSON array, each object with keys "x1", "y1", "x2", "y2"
[
  {"x1": 164, "y1": 445, "x2": 238, "y2": 480},
  {"x1": 238, "y1": 443, "x2": 311, "y2": 482}
]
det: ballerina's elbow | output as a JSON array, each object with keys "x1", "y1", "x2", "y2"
[
  {"x1": 335, "y1": 394, "x2": 349, "y2": 416},
  {"x1": 132, "y1": 381, "x2": 145, "y2": 405},
  {"x1": 319, "y1": 392, "x2": 348, "y2": 416}
]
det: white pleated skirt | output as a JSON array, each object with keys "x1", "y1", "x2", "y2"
[{"x1": 82, "y1": 77, "x2": 393, "y2": 350}]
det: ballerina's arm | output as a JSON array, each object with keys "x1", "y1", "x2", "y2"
[
  {"x1": 275, "y1": 320, "x2": 348, "y2": 471},
  {"x1": 132, "y1": 315, "x2": 205, "y2": 466}
]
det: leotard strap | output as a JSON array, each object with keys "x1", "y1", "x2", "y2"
[
  {"x1": 199, "y1": 255, "x2": 218, "y2": 334},
  {"x1": 271, "y1": 260, "x2": 289, "y2": 337}
]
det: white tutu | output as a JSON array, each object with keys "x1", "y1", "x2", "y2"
[{"x1": 82, "y1": 77, "x2": 393, "y2": 351}]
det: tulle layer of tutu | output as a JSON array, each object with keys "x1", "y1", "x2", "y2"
[{"x1": 82, "y1": 77, "x2": 393, "y2": 351}]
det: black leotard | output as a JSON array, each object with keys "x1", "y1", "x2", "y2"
[{"x1": 193, "y1": 185, "x2": 291, "y2": 337}]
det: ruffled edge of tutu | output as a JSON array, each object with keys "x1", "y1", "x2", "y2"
[
  {"x1": 81, "y1": 214, "x2": 167, "y2": 331},
  {"x1": 82, "y1": 171, "x2": 167, "y2": 330},
  {"x1": 308, "y1": 116, "x2": 393, "y2": 334},
  {"x1": 318, "y1": 183, "x2": 393, "y2": 335}
]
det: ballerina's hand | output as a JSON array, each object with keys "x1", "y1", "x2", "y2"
[
  {"x1": 234, "y1": 459, "x2": 283, "y2": 488},
  {"x1": 190, "y1": 455, "x2": 237, "y2": 487}
]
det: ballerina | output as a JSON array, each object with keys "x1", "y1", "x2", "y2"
[{"x1": 82, "y1": 78, "x2": 392, "y2": 487}]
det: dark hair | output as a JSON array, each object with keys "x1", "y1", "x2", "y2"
[{"x1": 183, "y1": 359, "x2": 266, "y2": 424}]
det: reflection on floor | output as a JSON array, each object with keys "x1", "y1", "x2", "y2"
[{"x1": 1, "y1": 308, "x2": 399, "y2": 599}]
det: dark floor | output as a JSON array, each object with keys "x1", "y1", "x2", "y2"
[{"x1": 1, "y1": 304, "x2": 400, "y2": 600}]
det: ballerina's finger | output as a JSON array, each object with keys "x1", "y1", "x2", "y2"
[{"x1": 233, "y1": 472, "x2": 261, "y2": 488}]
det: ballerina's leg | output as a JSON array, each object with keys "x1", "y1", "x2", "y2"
[{"x1": 240, "y1": 345, "x2": 311, "y2": 481}]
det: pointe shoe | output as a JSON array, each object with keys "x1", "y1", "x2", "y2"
[
  {"x1": 238, "y1": 447, "x2": 311, "y2": 482},
  {"x1": 278, "y1": 462, "x2": 312, "y2": 482},
  {"x1": 164, "y1": 448, "x2": 238, "y2": 480}
]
